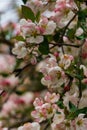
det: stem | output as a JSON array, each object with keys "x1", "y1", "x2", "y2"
[
  {"x1": 13, "y1": 63, "x2": 31, "y2": 77},
  {"x1": 77, "y1": 40, "x2": 85, "y2": 107},
  {"x1": 78, "y1": 79, "x2": 82, "y2": 99},
  {"x1": 61, "y1": 13, "x2": 77, "y2": 38},
  {"x1": 8, "y1": 118, "x2": 31, "y2": 130},
  {"x1": 50, "y1": 42, "x2": 83, "y2": 50},
  {"x1": 59, "y1": 13, "x2": 77, "y2": 54},
  {"x1": 44, "y1": 122, "x2": 50, "y2": 130}
]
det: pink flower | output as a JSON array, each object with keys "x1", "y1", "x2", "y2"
[
  {"x1": 18, "y1": 122, "x2": 40, "y2": 130},
  {"x1": 31, "y1": 107, "x2": 47, "y2": 122},
  {"x1": 39, "y1": 18, "x2": 56, "y2": 35},
  {"x1": 20, "y1": 92, "x2": 34, "y2": 105},
  {"x1": 44, "y1": 92, "x2": 60, "y2": 103},
  {"x1": 59, "y1": 54, "x2": 74, "y2": 69},
  {"x1": 2, "y1": 101, "x2": 17, "y2": 115},
  {"x1": 31, "y1": 102, "x2": 56, "y2": 122},
  {"x1": 0, "y1": 54, "x2": 16, "y2": 73},
  {"x1": 51, "y1": 122, "x2": 65, "y2": 130},
  {"x1": 75, "y1": 114, "x2": 87, "y2": 130},
  {"x1": 12, "y1": 41, "x2": 27, "y2": 58},
  {"x1": 63, "y1": 92, "x2": 78, "y2": 110},
  {"x1": 33, "y1": 97, "x2": 43, "y2": 107},
  {"x1": 4, "y1": 75, "x2": 19, "y2": 87},
  {"x1": 20, "y1": 19, "x2": 44, "y2": 44},
  {"x1": 80, "y1": 65, "x2": 87, "y2": 77},
  {"x1": 53, "y1": 112, "x2": 65, "y2": 125}
]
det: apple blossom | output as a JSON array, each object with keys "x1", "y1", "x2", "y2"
[
  {"x1": 59, "y1": 54, "x2": 74, "y2": 69},
  {"x1": 75, "y1": 114, "x2": 87, "y2": 130},
  {"x1": 18, "y1": 122, "x2": 40, "y2": 130},
  {"x1": 63, "y1": 92, "x2": 78, "y2": 110},
  {"x1": 0, "y1": 54, "x2": 16, "y2": 73},
  {"x1": 44, "y1": 92, "x2": 60, "y2": 103},
  {"x1": 39, "y1": 18, "x2": 56, "y2": 35},
  {"x1": 75, "y1": 28, "x2": 83, "y2": 37},
  {"x1": 31, "y1": 102, "x2": 57, "y2": 122},
  {"x1": 12, "y1": 41, "x2": 27, "y2": 58},
  {"x1": 52, "y1": 112, "x2": 65, "y2": 125},
  {"x1": 1, "y1": 0, "x2": 87, "y2": 129}
]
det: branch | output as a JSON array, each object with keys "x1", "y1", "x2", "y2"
[
  {"x1": 13, "y1": 63, "x2": 31, "y2": 77},
  {"x1": 8, "y1": 118, "x2": 31, "y2": 130},
  {"x1": 0, "y1": 38, "x2": 13, "y2": 46}
]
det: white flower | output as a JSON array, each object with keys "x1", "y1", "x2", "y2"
[
  {"x1": 75, "y1": 28, "x2": 83, "y2": 37},
  {"x1": 44, "y1": 21, "x2": 56, "y2": 35},
  {"x1": 20, "y1": 18, "x2": 40, "y2": 40},
  {"x1": 80, "y1": 65, "x2": 87, "y2": 77},
  {"x1": 20, "y1": 19, "x2": 28, "y2": 26},
  {"x1": 27, "y1": 35, "x2": 43, "y2": 43},
  {"x1": 79, "y1": 89, "x2": 87, "y2": 108},
  {"x1": 59, "y1": 54, "x2": 73, "y2": 69},
  {"x1": 51, "y1": 122, "x2": 65, "y2": 130},
  {"x1": 53, "y1": 112, "x2": 65, "y2": 125},
  {"x1": 20, "y1": 92, "x2": 34, "y2": 105},
  {"x1": 44, "y1": 92, "x2": 60, "y2": 103},
  {"x1": 12, "y1": 41, "x2": 27, "y2": 59},
  {"x1": 18, "y1": 122, "x2": 40, "y2": 130},
  {"x1": 75, "y1": 114, "x2": 87, "y2": 130},
  {"x1": 42, "y1": 10, "x2": 55, "y2": 18},
  {"x1": 0, "y1": 54, "x2": 16, "y2": 73},
  {"x1": 20, "y1": 19, "x2": 36, "y2": 36},
  {"x1": 63, "y1": 92, "x2": 78, "y2": 111}
]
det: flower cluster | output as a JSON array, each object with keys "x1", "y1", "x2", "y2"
[
  {"x1": 0, "y1": 92, "x2": 34, "y2": 118},
  {"x1": 31, "y1": 92, "x2": 60, "y2": 122},
  {"x1": 12, "y1": 17, "x2": 56, "y2": 59},
  {"x1": 39, "y1": 54, "x2": 73, "y2": 92},
  {"x1": 12, "y1": 0, "x2": 81, "y2": 59},
  {"x1": 3, "y1": 0, "x2": 87, "y2": 130},
  {"x1": 18, "y1": 122, "x2": 40, "y2": 130},
  {"x1": 30, "y1": 92, "x2": 87, "y2": 130}
]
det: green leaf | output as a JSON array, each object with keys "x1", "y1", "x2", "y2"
[
  {"x1": 36, "y1": 11, "x2": 40, "y2": 22},
  {"x1": 57, "y1": 100, "x2": 64, "y2": 109},
  {"x1": 67, "y1": 107, "x2": 87, "y2": 120},
  {"x1": 67, "y1": 111, "x2": 76, "y2": 120},
  {"x1": 78, "y1": 10, "x2": 86, "y2": 23},
  {"x1": 67, "y1": 29, "x2": 76, "y2": 39},
  {"x1": 13, "y1": 36, "x2": 25, "y2": 41},
  {"x1": 76, "y1": 34, "x2": 85, "y2": 40},
  {"x1": 39, "y1": 38, "x2": 49, "y2": 55},
  {"x1": 46, "y1": 35, "x2": 53, "y2": 42},
  {"x1": 53, "y1": 31, "x2": 60, "y2": 42},
  {"x1": 22, "y1": 5, "x2": 35, "y2": 22},
  {"x1": 76, "y1": 107, "x2": 87, "y2": 115},
  {"x1": 22, "y1": 0, "x2": 27, "y2": 4},
  {"x1": 77, "y1": 0, "x2": 85, "y2": 2},
  {"x1": 56, "y1": 111, "x2": 61, "y2": 114},
  {"x1": 69, "y1": 102, "x2": 77, "y2": 112}
]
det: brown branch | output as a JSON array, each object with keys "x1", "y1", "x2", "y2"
[
  {"x1": 50, "y1": 42, "x2": 84, "y2": 50},
  {"x1": 13, "y1": 63, "x2": 31, "y2": 77},
  {"x1": 0, "y1": 38, "x2": 13, "y2": 46},
  {"x1": 8, "y1": 118, "x2": 31, "y2": 130}
]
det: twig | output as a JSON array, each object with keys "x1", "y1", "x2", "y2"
[
  {"x1": 13, "y1": 63, "x2": 31, "y2": 77},
  {"x1": 8, "y1": 118, "x2": 31, "y2": 130}
]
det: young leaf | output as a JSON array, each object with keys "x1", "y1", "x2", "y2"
[
  {"x1": 57, "y1": 100, "x2": 64, "y2": 109},
  {"x1": 22, "y1": 5, "x2": 35, "y2": 22},
  {"x1": 36, "y1": 11, "x2": 40, "y2": 22},
  {"x1": 67, "y1": 107, "x2": 87, "y2": 120},
  {"x1": 39, "y1": 39, "x2": 49, "y2": 55},
  {"x1": 67, "y1": 29, "x2": 76, "y2": 39},
  {"x1": 22, "y1": 0, "x2": 27, "y2": 4},
  {"x1": 69, "y1": 101, "x2": 77, "y2": 112},
  {"x1": 13, "y1": 36, "x2": 25, "y2": 41}
]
